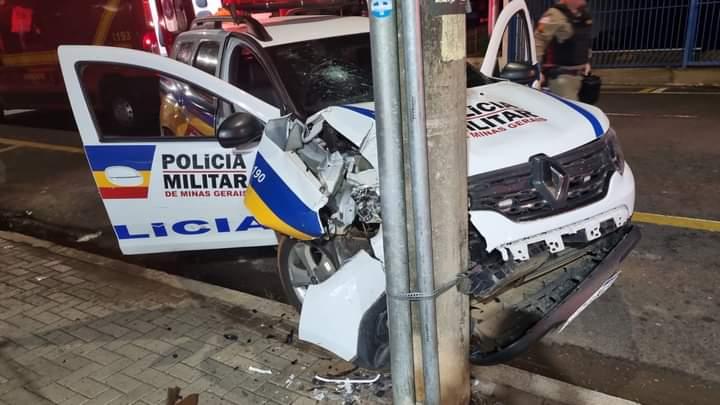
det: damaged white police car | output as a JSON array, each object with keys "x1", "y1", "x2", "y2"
[{"x1": 59, "y1": 0, "x2": 639, "y2": 369}]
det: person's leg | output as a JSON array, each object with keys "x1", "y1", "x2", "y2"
[{"x1": 549, "y1": 74, "x2": 583, "y2": 100}]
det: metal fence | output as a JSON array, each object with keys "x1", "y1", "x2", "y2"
[{"x1": 527, "y1": 0, "x2": 720, "y2": 67}]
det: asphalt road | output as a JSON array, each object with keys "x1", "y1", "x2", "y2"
[{"x1": 1, "y1": 88, "x2": 720, "y2": 404}]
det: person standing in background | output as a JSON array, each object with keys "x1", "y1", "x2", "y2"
[{"x1": 534, "y1": 0, "x2": 593, "y2": 100}]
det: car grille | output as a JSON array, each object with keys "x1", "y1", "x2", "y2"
[{"x1": 468, "y1": 138, "x2": 616, "y2": 221}]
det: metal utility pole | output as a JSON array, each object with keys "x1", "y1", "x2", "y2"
[
  {"x1": 368, "y1": 1, "x2": 416, "y2": 404},
  {"x1": 398, "y1": 0, "x2": 441, "y2": 403},
  {"x1": 370, "y1": 0, "x2": 469, "y2": 402},
  {"x1": 400, "y1": 0, "x2": 471, "y2": 403}
]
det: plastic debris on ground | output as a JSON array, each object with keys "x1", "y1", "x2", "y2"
[
  {"x1": 248, "y1": 366, "x2": 273, "y2": 375},
  {"x1": 311, "y1": 388, "x2": 326, "y2": 401},
  {"x1": 285, "y1": 374, "x2": 295, "y2": 388},
  {"x1": 313, "y1": 372, "x2": 391, "y2": 404},
  {"x1": 76, "y1": 231, "x2": 102, "y2": 242}
]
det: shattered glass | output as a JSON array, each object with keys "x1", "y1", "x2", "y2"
[{"x1": 267, "y1": 34, "x2": 374, "y2": 115}]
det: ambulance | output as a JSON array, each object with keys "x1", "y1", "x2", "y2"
[
  {"x1": 58, "y1": 0, "x2": 639, "y2": 368},
  {"x1": 0, "y1": 0, "x2": 195, "y2": 127}
]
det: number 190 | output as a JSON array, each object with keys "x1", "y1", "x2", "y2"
[{"x1": 252, "y1": 167, "x2": 266, "y2": 183}]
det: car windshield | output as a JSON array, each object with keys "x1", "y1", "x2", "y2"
[
  {"x1": 267, "y1": 34, "x2": 373, "y2": 115},
  {"x1": 267, "y1": 33, "x2": 494, "y2": 116}
]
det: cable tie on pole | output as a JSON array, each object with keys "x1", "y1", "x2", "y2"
[{"x1": 390, "y1": 276, "x2": 459, "y2": 301}]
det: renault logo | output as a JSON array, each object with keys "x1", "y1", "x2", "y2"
[{"x1": 530, "y1": 154, "x2": 569, "y2": 206}]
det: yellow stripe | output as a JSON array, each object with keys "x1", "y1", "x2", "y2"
[
  {"x1": 0, "y1": 51, "x2": 58, "y2": 67},
  {"x1": 638, "y1": 88, "x2": 656, "y2": 93},
  {"x1": 92, "y1": 171, "x2": 151, "y2": 188},
  {"x1": 245, "y1": 186, "x2": 314, "y2": 240},
  {"x1": 94, "y1": 0, "x2": 123, "y2": 45},
  {"x1": 0, "y1": 138, "x2": 83, "y2": 154},
  {"x1": 633, "y1": 212, "x2": 720, "y2": 232}
]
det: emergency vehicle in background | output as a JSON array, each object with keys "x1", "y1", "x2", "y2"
[
  {"x1": 191, "y1": 0, "x2": 224, "y2": 17},
  {"x1": 0, "y1": 0, "x2": 195, "y2": 127}
]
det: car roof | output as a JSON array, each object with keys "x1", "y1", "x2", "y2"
[
  {"x1": 263, "y1": 16, "x2": 369, "y2": 46},
  {"x1": 207, "y1": 15, "x2": 369, "y2": 47}
]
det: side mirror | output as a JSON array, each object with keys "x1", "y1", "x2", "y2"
[
  {"x1": 217, "y1": 112, "x2": 263, "y2": 148},
  {"x1": 499, "y1": 62, "x2": 536, "y2": 85}
]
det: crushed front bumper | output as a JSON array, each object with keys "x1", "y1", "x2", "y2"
[{"x1": 470, "y1": 225, "x2": 641, "y2": 365}]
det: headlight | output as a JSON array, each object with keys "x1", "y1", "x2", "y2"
[{"x1": 604, "y1": 128, "x2": 625, "y2": 175}]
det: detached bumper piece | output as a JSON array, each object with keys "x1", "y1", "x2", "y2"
[{"x1": 469, "y1": 225, "x2": 640, "y2": 365}]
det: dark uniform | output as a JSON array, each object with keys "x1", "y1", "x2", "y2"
[{"x1": 534, "y1": 3, "x2": 593, "y2": 100}]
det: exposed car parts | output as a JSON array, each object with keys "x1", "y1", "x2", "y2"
[
  {"x1": 498, "y1": 206, "x2": 629, "y2": 262},
  {"x1": 470, "y1": 225, "x2": 640, "y2": 364}
]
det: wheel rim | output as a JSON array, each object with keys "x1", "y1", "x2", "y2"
[
  {"x1": 112, "y1": 98, "x2": 135, "y2": 127},
  {"x1": 287, "y1": 242, "x2": 337, "y2": 304}
]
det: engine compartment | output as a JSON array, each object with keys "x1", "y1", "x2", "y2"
[{"x1": 291, "y1": 117, "x2": 382, "y2": 239}]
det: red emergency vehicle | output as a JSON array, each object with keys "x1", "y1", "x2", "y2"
[{"x1": 0, "y1": 0, "x2": 195, "y2": 127}]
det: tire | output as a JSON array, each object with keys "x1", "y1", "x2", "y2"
[
  {"x1": 276, "y1": 236, "x2": 339, "y2": 310},
  {"x1": 277, "y1": 236, "x2": 391, "y2": 370},
  {"x1": 101, "y1": 78, "x2": 158, "y2": 133},
  {"x1": 108, "y1": 92, "x2": 139, "y2": 130}
]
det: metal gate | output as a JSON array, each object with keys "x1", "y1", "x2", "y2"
[{"x1": 526, "y1": 0, "x2": 720, "y2": 67}]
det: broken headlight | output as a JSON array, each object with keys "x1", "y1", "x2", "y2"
[{"x1": 604, "y1": 128, "x2": 625, "y2": 175}]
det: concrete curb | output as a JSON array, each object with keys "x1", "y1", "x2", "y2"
[
  {"x1": 473, "y1": 364, "x2": 640, "y2": 405},
  {"x1": 594, "y1": 67, "x2": 720, "y2": 87},
  {"x1": 1, "y1": 230, "x2": 640, "y2": 405}
]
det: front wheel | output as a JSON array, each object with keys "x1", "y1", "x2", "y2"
[{"x1": 276, "y1": 237, "x2": 339, "y2": 310}]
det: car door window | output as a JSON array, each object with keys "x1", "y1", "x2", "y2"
[
  {"x1": 194, "y1": 41, "x2": 220, "y2": 76},
  {"x1": 479, "y1": 0, "x2": 537, "y2": 81},
  {"x1": 175, "y1": 41, "x2": 195, "y2": 64},
  {"x1": 79, "y1": 63, "x2": 224, "y2": 139},
  {"x1": 496, "y1": 12, "x2": 533, "y2": 74},
  {"x1": 229, "y1": 46, "x2": 281, "y2": 108}
]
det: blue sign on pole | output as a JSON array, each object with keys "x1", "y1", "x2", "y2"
[{"x1": 370, "y1": 0, "x2": 393, "y2": 18}]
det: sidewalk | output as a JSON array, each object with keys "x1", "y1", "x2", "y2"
[
  {"x1": 0, "y1": 231, "x2": 637, "y2": 405},
  {"x1": 0, "y1": 232, "x2": 393, "y2": 405}
]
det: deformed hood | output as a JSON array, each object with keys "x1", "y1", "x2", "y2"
[
  {"x1": 465, "y1": 81, "x2": 609, "y2": 175},
  {"x1": 313, "y1": 81, "x2": 610, "y2": 176}
]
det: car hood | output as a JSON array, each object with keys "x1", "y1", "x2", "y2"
[{"x1": 313, "y1": 81, "x2": 610, "y2": 176}]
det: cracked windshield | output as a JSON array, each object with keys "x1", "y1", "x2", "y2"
[{"x1": 267, "y1": 33, "x2": 373, "y2": 115}]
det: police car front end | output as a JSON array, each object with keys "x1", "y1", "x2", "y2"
[
  {"x1": 463, "y1": 127, "x2": 639, "y2": 364},
  {"x1": 450, "y1": 82, "x2": 638, "y2": 363},
  {"x1": 240, "y1": 76, "x2": 638, "y2": 367}
]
